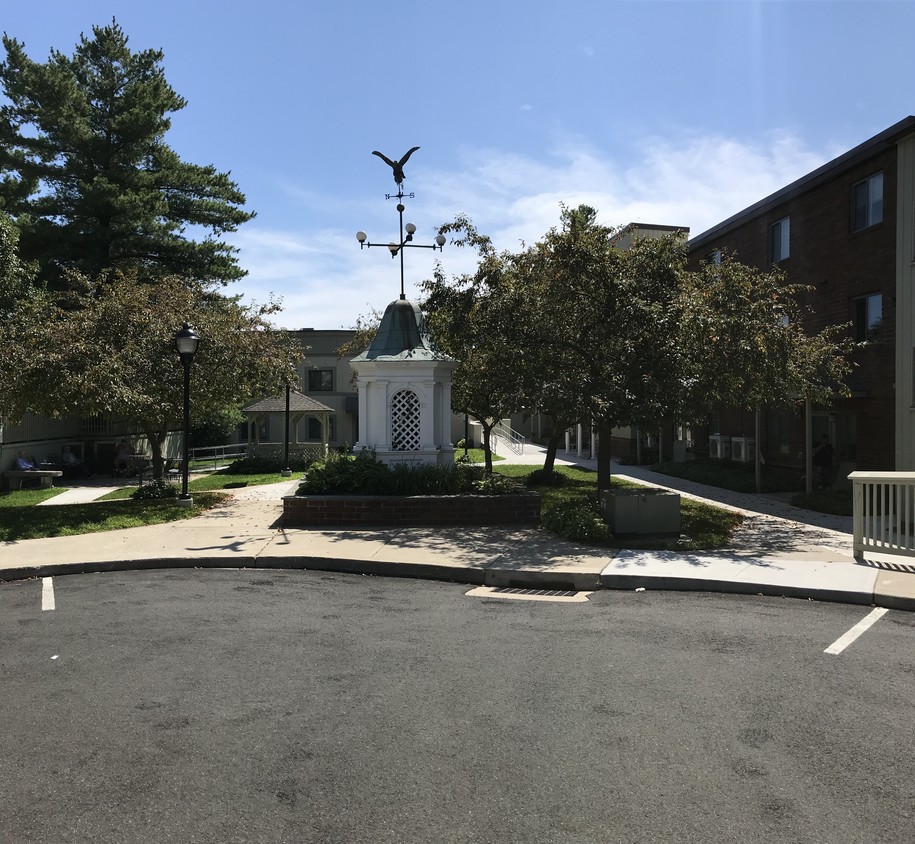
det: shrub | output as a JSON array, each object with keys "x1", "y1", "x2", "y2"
[
  {"x1": 526, "y1": 468, "x2": 567, "y2": 487},
  {"x1": 227, "y1": 455, "x2": 312, "y2": 474},
  {"x1": 473, "y1": 473, "x2": 519, "y2": 495},
  {"x1": 132, "y1": 479, "x2": 178, "y2": 500},
  {"x1": 541, "y1": 498, "x2": 613, "y2": 544},
  {"x1": 296, "y1": 452, "x2": 500, "y2": 496}
]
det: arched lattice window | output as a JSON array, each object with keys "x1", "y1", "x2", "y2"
[{"x1": 391, "y1": 389, "x2": 421, "y2": 451}]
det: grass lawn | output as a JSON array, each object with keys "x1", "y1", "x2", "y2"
[
  {"x1": 189, "y1": 470, "x2": 297, "y2": 491},
  {"x1": 0, "y1": 490, "x2": 226, "y2": 541},
  {"x1": 0, "y1": 487, "x2": 65, "y2": 507},
  {"x1": 651, "y1": 458, "x2": 803, "y2": 494},
  {"x1": 458, "y1": 448, "x2": 504, "y2": 464},
  {"x1": 495, "y1": 464, "x2": 742, "y2": 551},
  {"x1": 97, "y1": 470, "x2": 296, "y2": 500},
  {"x1": 789, "y1": 488, "x2": 853, "y2": 516}
]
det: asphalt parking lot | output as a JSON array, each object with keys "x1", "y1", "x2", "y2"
[{"x1": 2, "y1": 569, "x2": 913, "y2": 844}]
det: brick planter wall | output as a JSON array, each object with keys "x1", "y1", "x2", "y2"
[{"x1": 283, "y1": 492, "x2": 541, "y2": 527}]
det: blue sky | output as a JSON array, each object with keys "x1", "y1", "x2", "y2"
[{"x1": 3, "y1": 1, "x2": 913, "y2": 329}]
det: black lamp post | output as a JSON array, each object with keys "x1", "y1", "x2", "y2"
[
  {"x1": 282, "y1": 382, "x2": 292, "y2": 477},
  {"x1": 174, "y1": 322, "x2": 200, "y2": 507}
]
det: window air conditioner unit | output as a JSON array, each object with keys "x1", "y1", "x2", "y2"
[
  {"x1": 731, "y1": 437, "x2": 755, "y2": 463},
  {"x1": 709, "y1": 435, "x2": 731, "y2": 459}
]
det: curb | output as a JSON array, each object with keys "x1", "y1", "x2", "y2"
[{"x1": 2, "y1": 556, "x2": 913, "y2": 612}]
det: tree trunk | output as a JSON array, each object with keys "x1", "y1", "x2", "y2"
[
  {"x1": 596, "y1": 423, "x2": 612, "y2": 493},
  {"x1": 481, "y1": 423, "x2": 494, "y2": 474},
  {"x1": 542, "y1": 430, "x2": 563, "y2": 475},
  {"x1": 145, "y1": 428, "x2": 166, "y2": 481}
]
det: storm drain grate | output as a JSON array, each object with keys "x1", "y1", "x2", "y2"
[
  {"x1": 465, "y1": 586, "x2": 593, "y2": 603},
  {"x1": 493, "y1": 587, "x2": 579, "y2": 598}
]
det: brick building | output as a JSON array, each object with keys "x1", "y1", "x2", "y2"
[{"x1": 687, "y1": 116, "x2": 915, "y2": 478}]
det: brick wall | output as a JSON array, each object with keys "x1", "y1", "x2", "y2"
[
  {"x1": 283, "y1": 492, "x2": 542, "y2": 527},
  {"x1": 688, "y1": 143, "x2": 899, "y2": 470}
]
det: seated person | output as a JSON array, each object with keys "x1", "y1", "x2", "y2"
[
  {"x1": 16, "y1": 450, "x2": 38, "y2": 470},
  {"x1": 61, "y1": 445, "x2": 92, "y2": 477}
]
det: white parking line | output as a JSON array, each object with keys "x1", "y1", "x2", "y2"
[
  {"x1": 824, "y1": 607, "x2": 888, "y2": 655},
  {"x1": 41, "y1": 577, "x2": 55, "y2": 612}
]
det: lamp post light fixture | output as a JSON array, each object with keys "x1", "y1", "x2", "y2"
[
  {"x1": 174, "y1": 322, "x2": 200, "y2": 507},
  {"x1": 356, "y1": 147, "x2": 446, "y2": 299}
]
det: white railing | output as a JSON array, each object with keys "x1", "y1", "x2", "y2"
[
  {"x1": 850, "y1": 471, "x2": 915, "y2": 559},
  {"x1": 188, "y1": 443, "x2": 249, "y2": 472},
  {"x1": 492, "y1": 421, "x2": 525, "y2": 456}
]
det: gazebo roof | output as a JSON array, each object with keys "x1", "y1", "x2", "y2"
[
  {"x1": 352, "y1": 297, "x2": 453, "y2": 362},
  {"x1": 242, "y1": 390, "x2": 335, "y2": 415}
]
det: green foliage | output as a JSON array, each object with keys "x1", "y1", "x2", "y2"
[
  {"x1": 226, "y1": 454, "x2": 311, "y2": 475},
  {"x1": 0, "y1": 213, "x2": 35, "y2": 317},
  {"x1": 680, "y1": 255, "x2": 854, "y2": 413},
  {"x1": 790, "y1": 488, "x2": 853, "y2": 516},
  {"x1": 541, "y1": 498, "x2": 614, "y2": 544},
  {"x1": 296, "y1": 451, "x2": 491, "y2": 496},
  {"x1": 471, "y1": 473, "x2": 519, "y2": 495},
  {"x1": 0, "y1": 21, "x2": 254, "y2": 288},
  {"x1": 653, "y1": 458, "x2": 803, "y2": 494},
  {"x1": 421, "y1": 216, "x2": 528, "y2": 474},
  {"x1": 190, "y1": 405, "x2": 245, "y2": 448},
  {"x1": 495, "y1": 464, "x2": 742, "y2": 551},
  {"x1": 526, "y1": 468, "x2": 567, "y2": 487},
  {"x1": 0, "y1": 271, "x2": 300, "y2": 478},
  {"x1": 131, "y1": 479, "x2": 178, "y2": 500}
]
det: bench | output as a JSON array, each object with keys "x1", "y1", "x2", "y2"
[{"x1": 3, "y1": 468, "x2": 64, "y2": 490}]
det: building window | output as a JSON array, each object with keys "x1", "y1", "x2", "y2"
[
  {"x1": 851, "y1": 292, "x2": 882, "y2": 341},
  {"x1": 852, "y1": 172, "x2": 883, "y2": 232},
  {"x1": 707, "y1": 249, "x2": 722, "y2": 264},
  {"x1": 307, "y1": 369, "x2": 334, "y2": 391},
  {"x1": 770, "y1": 217, "x2": 790, "y2": 262}
]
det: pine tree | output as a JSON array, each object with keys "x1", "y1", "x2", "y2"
[{"x1": 0, "y1": 19, "x2": 254, "y2": 288}]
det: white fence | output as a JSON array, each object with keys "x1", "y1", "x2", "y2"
[{"x1": 850, "y1": 471, "x2": 915, "y2": 559}]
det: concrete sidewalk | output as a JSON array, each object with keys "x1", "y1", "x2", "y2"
[{"x1": 2, "y1": 454, "x2": 914, "y2": 610}]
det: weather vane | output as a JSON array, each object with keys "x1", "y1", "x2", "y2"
[{"x1": 356, "y1": 146, "x2": 446, "y2": 299}]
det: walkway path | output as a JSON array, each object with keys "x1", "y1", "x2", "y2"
[{"x1": 3, "y1": 445, "x2": 912, "y2": 611}]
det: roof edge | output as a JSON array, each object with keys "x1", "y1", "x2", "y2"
[{"x1": 688, "y1": 116, "x2": 915, "y2": 251}]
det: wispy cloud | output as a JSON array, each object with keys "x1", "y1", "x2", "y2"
[{"x1": 232, "y1": 129, "x2": 837, "y2": 330}]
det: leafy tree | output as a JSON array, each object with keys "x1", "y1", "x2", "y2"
[
  {"x1": 189, "y1": 404, "x2": 246, "y2": 449},
  {"x1": 422, "y1": 216, "x2": 528, "y2": 473},
  {"x1": 0, "y1": 20, "x2": 253, "y2": 289},
  {"x1": 680, "y1": 255, "x2": 852, "y2": 414},
  {"x1": 0, "y1": 211, "x2": 34, "y2": 316},
  {"x1": 678, "y1": 255, "x2": 854, "y2": 490},
  {"x1": 0, "y1": 271, "x2": 300, "y2": 479},
  {"x1": 513, "y1": 206, "x2": 687, "y2": 489}
]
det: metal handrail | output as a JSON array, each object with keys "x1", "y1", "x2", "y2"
[{"x1": 492, "y1": 421, "x2": 525, "y2": 456}]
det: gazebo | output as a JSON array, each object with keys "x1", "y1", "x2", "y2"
[
  {"x1": 241, "y1": 390, "x2": 335, "y2": 462},
  {"x1": 350, "y1": 297, "x2": 457, "y2": 466}
]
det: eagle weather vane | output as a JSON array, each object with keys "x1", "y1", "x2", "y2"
[
  {"x1": 371, "y1": 146, "x2": 420, "y2": 186},
  {"x1": 356, "y1": 145, "x2": 446, "y2": 299}
]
